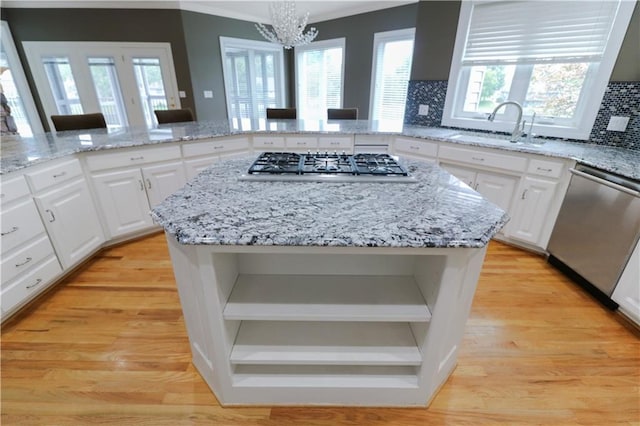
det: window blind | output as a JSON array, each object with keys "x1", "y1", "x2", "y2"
[
  {"x1": 463, "y1": 0, "x2": 621, "y2": 65},
  {"x1": 372, "y1": 37, "x2": 414, "y2": 121}
]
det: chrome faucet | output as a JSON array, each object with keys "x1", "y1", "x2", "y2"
[{"x1": 488, "y1": 101, "x2": 523, "y2": 143}]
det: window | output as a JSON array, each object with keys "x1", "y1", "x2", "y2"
[
  {"x1": 88, "y1": 57, "x2": 128, "y2": 128},
  {"x1": 1, "y1": 21, "x2": 44, "y2": 136},
  {"x1": 23, "y1": 42, "x2": 180, "y2": 130},
  {"x1": 220, "y1": 37, "x2": 285, "y2": 120},
  {"x1": 369, "y1": 28, "x2": 415, "y2": 122},
  {"x1": 443, "y1": 0, "x2": 635, "y2": 140},
  {"x1": 295, "y1": 38, "x2": 345, "y2": 120}
]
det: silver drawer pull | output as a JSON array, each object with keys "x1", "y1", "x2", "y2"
[
  {"x1": 214, "y1": 145, "x2": 223, "y2": 149},
  {"x1": 130, "y1": 156, "x2": 144, "y2": 161},
  {"x1": 46, "y1": 209, "x2": 56, "y2": 222},
  {"x1": 522, "y1": 189, "x2": 528, "y2": 200},
  {"x1": 16, "y1": 257, "x2": 33, "y2": 267},
  {"x1": 146, "y1": 178, "x2": 152, "y2": 190},
  {"x1": 52, "y1": 171, "x2": 67, "y2": 178},
  {"x1": 472, "y1": 157, "x2": 485, "y2": 161},
  {"x1": 537, "y1": 167, "x2": 553, "y2": 172},
  {"x1": 26, "y1": 278, "x2": 43, "y2": 289},
  {"x1": 139, "y1": 180, "x2": 145, "y2": 191},
  {"x1": 1, "y1": 226, "x2": 19, "y2": 236},
  {"x1": 410, "y1": 146, "x2": 419, "y2": 150}
]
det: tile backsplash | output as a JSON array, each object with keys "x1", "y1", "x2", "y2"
[{"x1": 404, "y1": 80, "x2": 640, "y2": 151}]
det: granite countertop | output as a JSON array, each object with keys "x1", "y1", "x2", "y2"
[
  {"x1": 150, "y1": 155, "x2": 509, "y2": 248},
  {"x1": 1, "y1": 119, "x2": 638, "y2": 181}
]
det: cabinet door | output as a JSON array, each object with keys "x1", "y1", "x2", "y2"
[
  {"x1": 92, "y1": 168, "x2": 154, "y2": 238},
  {"x1": 141, "y1": 161, "x2": 187, "y2": 207},
  {"x1": 439, "y1": 163, "x2": 475, "y2": 188},
  {"x1": 35, "y1": 179, "x2": 105, "y2": 269},
  {"x1": 612, "y1": 240, "x2": 640, "y2": 326},
  {"x1": 509, "y1": 176, "x2": 558, "y2": 246},
  {"x1": 184, "y1": 156, "x2": 219, "y2": 180},
  {"x1": 474, "y1": 172, "x2": 518, "y2": 212}
]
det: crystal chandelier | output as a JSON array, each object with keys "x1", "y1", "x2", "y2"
[{"x1": 255, "y1": 1, "x2": 318, "y2": 49}]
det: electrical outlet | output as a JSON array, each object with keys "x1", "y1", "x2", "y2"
[
  {"x1": 178, "y1": 91, "x2": 186, "y2": 98},
  {"x1": 606, "y1": 116, "x2": 629, "y2": 131},
  {"x1": 418, "y1": 104, "x2": 429, "y2": 116},
  {"x1": 203, "y1": 90, "x2": 213, "y2": 99}
]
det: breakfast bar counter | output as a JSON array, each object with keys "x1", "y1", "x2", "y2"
[{"x1": 151, "y1": 155, "x2": 508, "y2": 406}]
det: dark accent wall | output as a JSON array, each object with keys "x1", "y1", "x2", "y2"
[
  {"x1": 0, "y1": 8, "x2": 194, "y2": 130},
  {"x1": 611, "y1": 0, "x2": 640, "y2": 81},
  {"x1": 410, "y1": 1, "x2": 461, "y2": 80},
  {"x1": 178, "y1": 10, "x2": 289, "y2": 121},
  {"x1": 309, "y1": 3, "x2": 419, "y2": 119}
]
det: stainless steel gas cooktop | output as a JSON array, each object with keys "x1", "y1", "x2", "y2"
[{"x1": 239, "y1": 152, "x2": 416, "y2": 183}]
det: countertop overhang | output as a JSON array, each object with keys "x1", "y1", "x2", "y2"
[
  {"x1": 1, "y1": 119, "x2": 638, "y2": 180},
  {"x1": 150, "y1": 155, "x2": 509, "y2": 249}
]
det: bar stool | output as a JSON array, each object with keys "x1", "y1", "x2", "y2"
[
  {"x1": 327, "y1": 108, "x2": 358, "y2": 120},
  {"x1": 266, "y1": 108, "x2": 297, "y2": 119},
  {"x1": 50, "y1": 112, "x2": 107, "y2": 131},
  {"x1": 154, "y1": 108, "x2": 195, "y2": 124}
]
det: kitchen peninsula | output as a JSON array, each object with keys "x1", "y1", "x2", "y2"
[{"x1": 150, "y1": 155, "x2": 508, "y2": 406}]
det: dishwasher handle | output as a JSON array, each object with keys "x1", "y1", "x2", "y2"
[{"x1": 570, "y1": 168, "x2": 640, "y2": 197}]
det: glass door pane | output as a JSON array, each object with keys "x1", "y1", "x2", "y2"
[
  {"x1": 0, "y1": 53, "x2": 28, "y2": 136},
  {"x1": 42, "y1": 56, "x2": 83, "y2": 115},
  {"x1": 132, "y1": 57, "x2": 167, "y2": 127},
  {"x1": 88, "y1": 57, "x2": 128, "y2": 130}
]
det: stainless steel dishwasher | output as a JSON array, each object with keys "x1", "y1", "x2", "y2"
[{"x1": 547, "y1": 164, "x2": 640, "y2": 309}]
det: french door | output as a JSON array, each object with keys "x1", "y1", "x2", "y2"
[{"x1": 23, "y1": 42, "x2": 180, "y2": 130}]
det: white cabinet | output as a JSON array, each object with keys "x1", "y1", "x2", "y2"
[
  {"x1": 1, "y1": 174, "x2": 62, "y2": 318},
  {"x1": 34, "y1": 179, "x2": 105, "y2": 269},
  {"x1": 182, "y1": 136, "x2": 250, "y2": 180},
  {"x1": 318, "y1": 135, "x2": 353, "y2": 152},
  {"x1": 612, "y1": 239, "x2": 640, "y2": 326},
  {"x1": 285, "y1": 136, "x2": 318, "y2": 152},
  {"x1": 394, "y1": 137, "x2": 438, "y2": 162},
  {"x1": 440, "y1": 163, "x2": 518, "y2": 214},
  {"x1": 25, "y1": 157, "x2": 105, "y2": 270},
  {"x1": 508, "y1": 176, "x2": 559, "y2": 246},
  {"x1": 86, "y1": 145, "x2": 187, "y2": 239}
]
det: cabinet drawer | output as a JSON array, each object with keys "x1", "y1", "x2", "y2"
[
  {"x1": 394, "y1": 137, "x2": 438, "y2": 158},
  {"x1": 1, "y1": 174, "x2": 31, "y2": 205},
  {"x1": 318, "y1": 136, "x2": 353, "y2": 151},
  {"x1": 1, "y1": 199, "x2": 47, "y2": 255},
  {"x1": 85, "y1": 145, "x2": 181, "y2": 171},
  {"x1": 527, "y1": 158, "x2": 564, "y2": 179},
  {"x1": 253, "y1": 136, "x2": 286, "y2": 150},
  {"x1": 25, "y1": 158, "x2": 83, "y2": 193},
  {"x1": 439, "y1": 145, "x2": 527, "y2": 173},
  {"x1": 2, "y1": 235, "x2": 55, "y2": 285},
  {"x1": 1, "y1": 255, "x2": 62, "y2": 315},
  {"x1": 182, "y1": 137, "x2": 250, "y2": 157},
  {"x1": 286, "y1": 136, "x2": 318, "y2": 150}
]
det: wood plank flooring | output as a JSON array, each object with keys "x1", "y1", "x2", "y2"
[{"x1": 2, "y1": 233, "x2": 639, "y2": 425}]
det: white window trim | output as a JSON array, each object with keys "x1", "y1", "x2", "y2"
[
  {"x1": 1, "y1": 21, "x2": 44, "y2": 135},
  {"x1": 219, "y1": 36, "x2": 286, "y2": 120},
  {"x1": 294, "y1": 37, "x2": 346, "y2": 119},
  {"x1": 442, "y1": 0, "x2": 635, "y2": 140},
  {"x1": 22, "y1": 41, "x2": 180, "y2": 129},
  {"x1": 368, "y1": 28, "x2": 415, "y2": 121}
]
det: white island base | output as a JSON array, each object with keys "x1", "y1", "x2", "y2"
[{"x1": 166, "y1": 234, "x2": 487, "y2": 407}]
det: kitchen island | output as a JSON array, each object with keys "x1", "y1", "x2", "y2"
[{"x1": 151, "y1": 155, "x2": 508, "y2": 406}]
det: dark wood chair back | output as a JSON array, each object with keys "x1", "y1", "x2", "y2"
[
  {"x1": 327, "y1": 108, "x2": 358, "y2": 120},
  {"x1": 266, "y1": 108, "x2": 297, "y2": 119},
  {"x1": 50, "y1": 113, "x2": 107, "y2": 132},
  {"x1": 154, "y1": 108, "x2": 195, "y2": 124}
]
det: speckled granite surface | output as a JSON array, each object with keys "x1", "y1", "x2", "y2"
[
  {"x1": 1, "y1": 120, "x2": 638, "y2": 180},
  {"x1": 150, "y1": 156, "x2": 509, "y2": 248}
]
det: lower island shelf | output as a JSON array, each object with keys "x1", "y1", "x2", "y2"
[{"x1": 165, "y1": 235, "x2": 488, "y2": 407}]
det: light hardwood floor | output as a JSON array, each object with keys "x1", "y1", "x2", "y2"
[{"x1": 2, "y1": 233, "x2": 639, "y2": 425}]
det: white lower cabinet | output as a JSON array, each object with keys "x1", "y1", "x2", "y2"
[
  {"x1": 89, "y1": 155, "x2": 187, "y2": 239},
  {"x1": 508, "y1": 176, "x2": 559, "y2": 247},
  {"x1": 440, "y1": 163, "x2": 518, "y2": 214},
  {"x1": 612, "y1": 240, "x2": 640, "y2": 326},
  {"x1": 34, "y1": 179, "x2": 105, "y2": 269}
]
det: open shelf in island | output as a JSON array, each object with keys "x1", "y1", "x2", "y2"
[{"x1": 165, "y1": 238, "x2": 488, "y2": 406}]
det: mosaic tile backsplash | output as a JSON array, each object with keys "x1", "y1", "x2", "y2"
[{"x1": 404, "y1": 80, "x2": 640, "y2": 151}]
